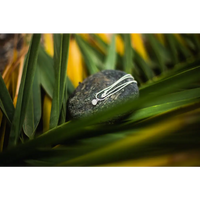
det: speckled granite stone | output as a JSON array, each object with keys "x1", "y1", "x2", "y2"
[{"x1": 67, "y1": 70, "x2": 139, "y2": 121}]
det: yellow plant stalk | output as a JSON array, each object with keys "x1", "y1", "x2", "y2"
[
  {"x1": 67, "y1": 38, "x2": 84, "y2": 87},
  {"x1": 42, "y1": 34, "x2": 54, "y2": 132},
  {"x1": 43, "y1": 34, "x2": 54, "y2": 57},
  {"x1": 101, "y1": 154, "x2": 171, "y2": 166},
  {"x1": 2, "y1": 37, "x2": 28, "y2": 108},
  {"x1": 174, "y1": 34, "x2": 186, "y2": 47},
  {"x1": 131, "y1": 34, "x2": 149, "y2": 60},
  {"x1": 2, "y1": 62, "x2": 15, "y2": 85},
  {"x1": 101, "y1": 150, "x2": 200, "y2": 166},
  {"x1": 79, "y1": 34, "x2": 90, "y2": 41},
  {"x1": 2, "y1": 66, "x2": 15, "y2": 94},
  {"x1": 89, "y1": 34, "x2": 108, "y2": 54},
  {"x1": 13, "y1": 57, "x2": 24, "y2": 107},
  {"x1": 95, "y1": 33, "x2": 110, "y2": 45},
  {"x1": 43, "y1": 94, "x2": 52, "y2": 132},
  {"x1": 156, "y1": 34, "x2": 165, "y2": 46},
  {"x1": 11, "y1": 37, "x2": 27, "y2": 107},
  {"x1": 11, "y1": 50, "x2": 19, "y2": 99},
  {"x1": 116, "y1": 35, "x2": 124, "y2": 56},
  {"x1": 11, "y1": 68, "x2": 18, "y2": 100},
  {"x1": 80, "y1": 34, "x2": 108, "y2": 54}
]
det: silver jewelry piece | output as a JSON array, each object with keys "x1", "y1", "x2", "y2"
[{"x1": 92, "y1": 74, "x2": 137, "y2": 105}]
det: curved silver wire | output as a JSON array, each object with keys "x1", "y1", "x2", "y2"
[{"x1": 92, "y1": 74, "x2": 137, "y2": 105}]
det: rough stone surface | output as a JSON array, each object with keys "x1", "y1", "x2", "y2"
[{"x1": 67, "y1": 70, "x2": 139, "y2": 121}]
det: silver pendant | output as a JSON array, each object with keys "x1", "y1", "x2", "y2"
[{"x1": 92, "y1": 74, "x2": 137, "y2": 106}]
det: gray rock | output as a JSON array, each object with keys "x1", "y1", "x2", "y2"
[{"x1": 67, "y1": 70, "x2": 139, "y2": 122}]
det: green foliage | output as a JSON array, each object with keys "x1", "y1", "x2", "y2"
[
  {"x1": 23, "y1": 66, "x2": 41, "y2": 138},
  {"x1": 104, "y1": 35, "x2": 116, "y2": 70},
  {"x1": 75, "y1": 35, "x2": 100, "y2": 74},
  {"x1": 50, "y1": 34, "x2": 70, "y2": 129},
  {"x1": 123, "y1": 34, "x2": 134, "y2": 74},
  {"x1": 0, "y1": 34, "x2": 200, "y2": 166},
  {"x1": 8, "y1": 34, "x2": 41, "y2": 147},
  {"x1": 0, "y1": 75, "x2": 14, "y2": 124}
]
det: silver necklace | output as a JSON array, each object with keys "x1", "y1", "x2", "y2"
[{"x1": 91, "y1": 74, "x2": 137, "y2": 105}]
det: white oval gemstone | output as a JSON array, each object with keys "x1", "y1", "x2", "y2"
[{"x1": 92, "y1": 99, "x2": 98, "y2": 105}]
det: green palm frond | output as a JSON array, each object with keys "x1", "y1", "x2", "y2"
[{"x1": 0, "y1": 33, "x2": 200, "y2": 166}]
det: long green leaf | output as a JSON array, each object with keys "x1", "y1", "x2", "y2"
[
  {"x1": 59, "y1": 84, "x2": 68, "y2": 125},
  {"x1": 90, "y1": 34, "x2": 108, "y2": 53},
  {"x1": 193, "y1": 34, "x2": 200, "y2": 51},
  {"x1": 23, "y1": 66, "x2": 41, "y2": 138},
  {"x1": 133, "y1": 49, "x2": 154, "y2": 81},
  {"x1": 75, "y1": 35, "x2": 100, "y2": 74},
  {"x1": 145, "y1": 34, "x2": 168, "y2": 72},
  {"x1": 38, "y1": 46, "x2": 74, "y2": 98},
  {"x1": 8, "y1": 34, "x2": 41, "y2": 147},
  {"x1": 0, "y1": 65, "x2": 200, "y2": 165},
  {"x1": 24, "y1": 98, "x2": 200, "y2": 166},
  {"x1": 165, "y1": 34, "x2": 179, "y2": 63},
  {"x1": 49, "y1": 34, "x2": 63, "y2": 129},
  {"x1": 58, "y1": 109, "x2": 200, "y2": 166},
  {"x1": 123, "y1": 34, "x2": 134, "y2": 74},
  {"x1": 104, "y1": 34, "x2": 116, "y2": 70},
  {"x1": 1, "y1": 33, "x2": 200, "y2": 166},
  {"x1": 79, "y1": 35, "x2": 106, "y2": 64},
  {"x1": 90, "y1": 34, "x2": 123, "y2": 70},
  {"x1": 38, "y1": 46, "x2": 55, "y2": 98},
  {"x1": 50, "y1": 34, "x2": 70, "y2": 129},
  {"x1": 0, "y1": 75, "x2": 15, "y2": 124},
  {"x1": 127, "y1": 87, "x2": 200, "y2": 123},
  {"x1": 164, "y1": 34, "x2": 192, "y2": 64},
  {"x1": 25, "y1": 88, "x2": 200, "y2": 167},
  {"x1": 129, "y1": 98, "x2": 199, "y2": 122},
  {"x1": 59, "y1": 34, "x2": 70, "y2": 112}
]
